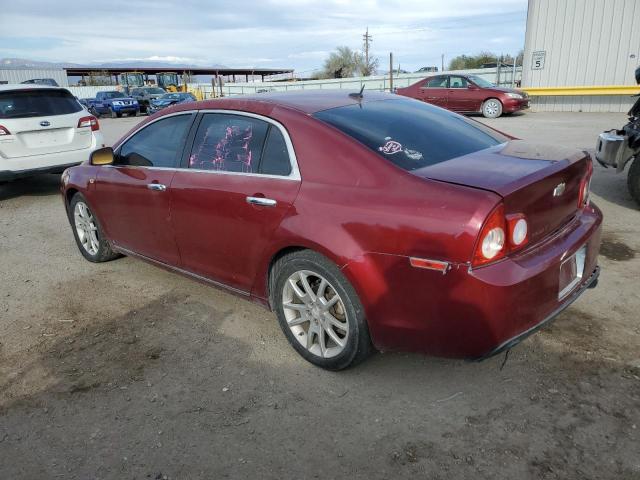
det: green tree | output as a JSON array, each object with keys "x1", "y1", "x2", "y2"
[{"x1": 318, "y1": 46, "x2": 378, "y2": 79}]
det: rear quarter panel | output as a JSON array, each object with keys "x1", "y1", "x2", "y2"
[{"x1": 251, "y1": 107, "x2": 501, "y2": 304}]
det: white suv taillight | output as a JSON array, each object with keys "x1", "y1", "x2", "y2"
[
  {"x1": 77, "y1": 115, "x2": 99, "y2": 131},
  {"x1": 0, "y1": 125, "x2": 10, "y2": 135}
]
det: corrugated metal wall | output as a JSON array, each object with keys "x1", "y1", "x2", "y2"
[
  {"x1": 523, "y1": 0, "x2": 640, "y2": 112},
  {"x1": 0, "y1": 69, "x2": 69, "y2": 86}
]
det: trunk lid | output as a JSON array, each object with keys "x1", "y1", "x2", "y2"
[{"x1": 412, "y1": 140, "x2": 589, "y2": 243}]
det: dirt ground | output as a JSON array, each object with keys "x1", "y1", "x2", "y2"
[{"x1": 1, "y1": 111, "x2": 639, "y2": 480}]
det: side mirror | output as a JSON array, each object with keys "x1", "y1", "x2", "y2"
[{"x1": 90, "y1": 147, "x2": 114, "y2": 166}]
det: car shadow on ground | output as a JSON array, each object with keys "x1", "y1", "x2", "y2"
[
  {"x1": 0, "y1": 174, "x2": 62, "y2": 202},
  {"x1": 0, "y1": 275, "x2": 638, "y2": 479}
]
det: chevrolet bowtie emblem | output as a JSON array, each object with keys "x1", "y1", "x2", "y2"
[{"x1": 553, "y1": 182, "x2": 566, "y2": 197}]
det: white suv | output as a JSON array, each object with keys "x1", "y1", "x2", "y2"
[{"x1": 0, "y1": 85, "x2": 104, "y2": 182}]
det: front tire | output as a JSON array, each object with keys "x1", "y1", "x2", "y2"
[
  {"x1": 68, "y1": 193, "x2": 120, "y2": 263},
  {"x1": 627, "y1": 157, "x2": 640, "y2": 207},
  {"x1": 482, "y1": 98, "x2": 503, "y2": 118},
  {"x1": 109, "y1": 107, "x2": 117, "y2": 119},
  {"x1": 271, "y1": 250, "x2": 372, "y2": 370}
]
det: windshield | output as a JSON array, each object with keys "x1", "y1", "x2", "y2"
[
  {"x1": 467, "y1": 75, "x2": 495, "y2": 88},
  {"x1": 104, "y1": 91, "x2": 126, "y2": 99},
  {"x1": 0, "y1": 89, "x2": 82, "y2": 119},
  {"x1": 161, "y1": 93, "x2": 180, "y2": 100},
  {"x1": 314, "y1": 98, "x2": 507, "y2": 171},
  {"x1": 145, "y1": 88, "x2": 165, "y2": 94}
]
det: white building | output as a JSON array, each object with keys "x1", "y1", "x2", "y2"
[{"x1": 523, "y1": 0, "x2": 640, "y2": 112}]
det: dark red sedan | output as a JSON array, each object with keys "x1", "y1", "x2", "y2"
[
  {"x1": 61, "y1": 91, "x2": 601, "y2": 370},
  {"x1": 396, "y1": 74, "x2": 529, "y2": 118}
]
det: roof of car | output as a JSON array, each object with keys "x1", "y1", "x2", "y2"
[
  {"x1": 198, "y1": 89, "x2": 397, "y2": 115},
  {"x1": 0, "y1": 84, "x2": 66, "y2": 92}
]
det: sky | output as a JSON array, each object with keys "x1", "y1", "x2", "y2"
[{"x1": 0, "y1": 0, "x2": 528, "y2": 74}]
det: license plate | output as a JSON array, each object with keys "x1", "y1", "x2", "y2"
[{"x1": 558, "y1": 245, "x2": 586, "y2": 299}]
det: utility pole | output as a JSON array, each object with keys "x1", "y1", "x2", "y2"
[
  {"x1": 363, "y1": 27, "x2": 372, "y2": 74},
  {"x1": 441, "y1": 53, "x2": 444, "y2": 72},
  {"x1": 389, "y1": 52, "x2": 393, "y2": 91}
]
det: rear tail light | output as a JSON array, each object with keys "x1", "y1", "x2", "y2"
[
  {"x1": 473, "y1": 204, "x2": 507, "y2": 267},
  {"x1": 77, "y1": 116, "x2": 100, "y2": 131},
  {"x1": 0, "y1": 125, "x2": 10, "y2": 135},
  {"x1": 472, "y1": 204, "x2": 529, "y2": 267},
  {"x1": 507, "y1": 214, "x2": 529, "y2": 247},
  {"x1": 578, "y1": 157, "x2": 594, "y2": 207}
]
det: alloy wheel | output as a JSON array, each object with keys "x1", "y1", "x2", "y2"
[
  {"x1": 484, "y1": 99, "x2": 501, "y2": 117},
  {"x1": 73, "y1": 201, "x2": 99, "y2": 255},
  {"x1": 282, "y1": 270, "x2": 349, "y2": 358}
]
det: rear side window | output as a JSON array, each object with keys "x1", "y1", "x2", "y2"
[
  {"x1": 189, "y1": 113, "x2": 269, "y2": 173},
  {"x1": 259, "y1": 127, "x2": 292, "y2": 176},
  {"x1": 314, "y1": 98, "x2": 507, "y2": 171},
  {"x1": 0, "y1": 89, "x2": 82, "y2": 119},
  {"x1": 117, "y1": 114, "x2": 193, "y2": 168}
]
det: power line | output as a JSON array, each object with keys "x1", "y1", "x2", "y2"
[{"x1": 363, "y1": 27, "x2": 373, "y2": 65}]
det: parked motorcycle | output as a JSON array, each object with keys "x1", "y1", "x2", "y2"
[{"x1": 595, "y1": 66, "x2": 640, "y2": 206}]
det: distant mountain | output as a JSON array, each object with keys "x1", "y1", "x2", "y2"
[
  {"x1": 0, "y1": 57, "x2": 77, "y2": 69},
  {"x1": 0, "y1": 57, "x2": 228, "y2": 70}
]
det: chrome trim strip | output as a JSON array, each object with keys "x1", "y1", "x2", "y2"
[{"x1": 114, "y1": 245, "x2": 250, "y2": 297}]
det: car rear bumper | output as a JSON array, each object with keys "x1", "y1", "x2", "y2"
[
  {"x1": 344, "y1": 203, "x2": 603, "y2": 358},
  {"x1": 0, "y1": 133, "x2": 103, "y2": 181},
  {"x1": 503, "y1": 97, "x2": 530, "y2": 113},
  {"x1": 0, "y1": 161, "x2": 83, "y2": 181},
  {"x1": 472, "y1": 265, "x2": 599, "y2": 360}
]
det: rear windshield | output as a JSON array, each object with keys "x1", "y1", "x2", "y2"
[
  {"x1": 314, "y1": 98, "x2": 507, "y2": 170},
  {"x1": 0, "y1": 89, "x2": 83, "y2": 119}
]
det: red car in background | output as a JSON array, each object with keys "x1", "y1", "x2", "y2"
[
  {"x1": 61, "y1": 91, "x2": 600, "y2": 370},
  {"x1": 396, "y1": 74, "x2": 529, "y2": 118}
]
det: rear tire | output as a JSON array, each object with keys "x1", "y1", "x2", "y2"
[
  {"x1": 68, "y1": 193, "x2": 120, "y2": 263},
  {"x1": 271, "y1": 250, "x2": 372, "y2": 370},
  {"x1": 627, "y1": 157, "x2": 640, "y2": 207},
  {"x1": 482, "y1": 98, "x2": 503, "y2": 118}
]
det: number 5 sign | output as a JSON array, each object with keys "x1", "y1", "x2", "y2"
[{"x1": 532, "y1": 51, "x2": 546, "y2": 70}]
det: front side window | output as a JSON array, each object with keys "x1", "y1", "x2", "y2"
[
  {"x1": 423, "y1": 76, "x2": 448, "y2": 88},
  {"x1": 117, "y1": 114, "x2": 193, "y2": 167},
  {"x1": 314, "y1": 98, "x2": 507, "y2": 171},
  {"x1": 189, "y1": 114, "x2": 269, "y2": 173},
  {"x1": 0, "y1": 89, "x2": 82, "y2": 119}
]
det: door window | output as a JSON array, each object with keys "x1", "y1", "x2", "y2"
[
  {"x1": 117, "y1": 114, "x2": 193, "y2": 167},
  {"x1": 449, "y1": 76, "x2": 469, "y2": 88},
  {"x1": 188, "y1": 113, "x2": 269, "y2": 173},
  {"x1": 422, "y1": 76, "x2": 448, "y2": 88},
  {"x1": 259, "y1": 126, "x2": 292, "y2": 176}
]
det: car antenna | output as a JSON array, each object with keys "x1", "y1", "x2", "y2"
[{"x1": 349, "y1": 84, "x2": 365, "y2": 99}]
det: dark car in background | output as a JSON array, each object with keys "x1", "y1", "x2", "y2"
[
  {"x1": 396, "y1": 74, "x2": 529, "y2": 118},
  {"x1": 130, "y1": 87, "x2": 166, "y2": 114},
  {"x1": 21, "y1": 78, "x2": 60, "y2": 87},
  {"x1": 148, "y1": 92, "x2": 196, "y2": 114}
]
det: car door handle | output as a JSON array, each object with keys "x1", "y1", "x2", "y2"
[
  {"x1": 246, "y1": 196, "x2": 277, "y2": 207},
  {"x1": 147, "y1": 183, "x2": 167, "y2": 192}
]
